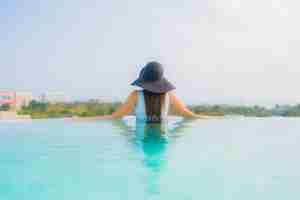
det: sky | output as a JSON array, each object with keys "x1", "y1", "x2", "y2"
[{"x1": 1, "y1": 0, "x2": 300, "y2": 106}]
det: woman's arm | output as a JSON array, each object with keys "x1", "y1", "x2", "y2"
[
  {"x1": 169, "y1": 92, "x2": 221, "y2": 119},
  {"x1": 69, "y1": 91, "x2": 138, "y2": 121}
]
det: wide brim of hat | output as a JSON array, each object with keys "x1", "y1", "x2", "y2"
[{"x1": 131, "y1": 78, "x2": 175, "y2": 93}]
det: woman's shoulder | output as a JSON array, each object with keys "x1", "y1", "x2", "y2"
[
  {"x1": 131, "y1": 89, "x2": 146, "y2": 96},
  {"x1": 131, "y1": 90, "x2": 141, "y2": 95},
  {"x1": 166, "y1": 91, "x2": 175, "y2": 98},
  {"x1": 127, "y1": 90, "x2": 140, "y2": 100}
]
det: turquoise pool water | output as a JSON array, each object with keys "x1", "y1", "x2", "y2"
[{"x1": 0, "y1": 117, "x2": 300, "y2": 200}]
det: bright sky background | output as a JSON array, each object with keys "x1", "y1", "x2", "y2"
[{"x1": 1, "y1": 0, "x2": 300, "y2": 106}]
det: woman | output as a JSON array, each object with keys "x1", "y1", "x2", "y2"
[{"x1": 73, "y1": 61, "x2": 216, "y2": 122}]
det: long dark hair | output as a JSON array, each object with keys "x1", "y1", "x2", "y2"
[{"x1": 143, "y1": 90, "x2": 166, "y2": 123}]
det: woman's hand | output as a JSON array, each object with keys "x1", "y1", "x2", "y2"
[{"x1": 195, "y1": 114, "x2": 224, "y2": 119}]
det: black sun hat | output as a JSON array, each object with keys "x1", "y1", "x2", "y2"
[{"x1": 131, "y1": 61, "x2": 176, "y2": 93}]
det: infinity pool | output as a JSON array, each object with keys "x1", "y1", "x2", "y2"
[{"x1": 0, "y1": 117, "x2": 300, "y2": 200}]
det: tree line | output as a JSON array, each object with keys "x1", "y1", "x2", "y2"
[
  {"x1": 17, "y1": 100, "x2": 120, "y2": 119},
  {"x1": 13, "y1": 100, "x2": 300, "y2": 118},
  {"x1": 189, "y1": 104, "x2": 300, "y2": 117}
]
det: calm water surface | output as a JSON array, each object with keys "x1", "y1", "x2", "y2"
[{"x1": 0, "y1": 117, "x2": 300, "y2": 200}]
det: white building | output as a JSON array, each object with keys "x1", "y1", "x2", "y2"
[
  {"x1": 40, "y1": 92, "x2": 66, "y2": 104},
  {"x1": 15, "y1": 92, "x2": 33, "y2": 109}
]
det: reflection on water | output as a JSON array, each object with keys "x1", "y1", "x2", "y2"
[
  {"x1": 139, "y1": 124, "x2": 168, "y2": 195},
  {"x1": 112, "y1": 118, "x2": 192, "y2": 197}
]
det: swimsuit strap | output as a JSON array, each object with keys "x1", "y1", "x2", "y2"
[
  {"x1": 135, "y1": 90, "x2": 147, "y2": 122},
  {"x1": 161, "y1": 92, "x2": 170, "y2": 120}
]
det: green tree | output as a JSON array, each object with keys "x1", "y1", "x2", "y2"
[{"x1": 0, "y1": 104, "x2": 11, "y2": 111}]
